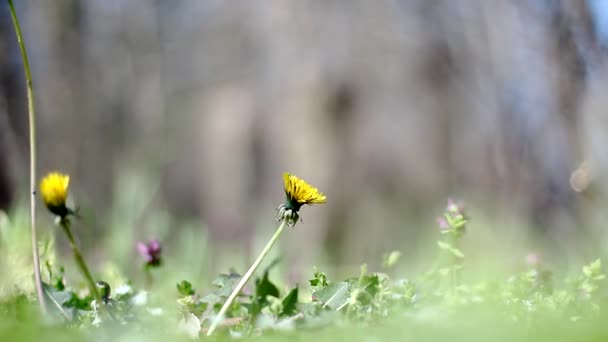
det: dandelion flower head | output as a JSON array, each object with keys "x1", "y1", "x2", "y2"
[
  {"x1": 278, "y1": 172, "x2": 326, "y2": 227},
  {"x1": 283, "y1": 172, "x2": 326, "y2": 210},
  {"x1": 40, "y1": 172, "x2": 70, "y2": 217}
]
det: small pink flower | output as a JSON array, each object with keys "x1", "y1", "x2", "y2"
[
  {"x1": 137, "y1": 239, "x2": 162, "y2": 267},
  {"x1": 446, "y1": 198, "x2": 465, "y2": 216},
  {"x1": 436, "y1": 217, "x2": 450, "y2": 231},
  {"x1": 526, "y1": 253, "x2": 540, "y2": 267}
]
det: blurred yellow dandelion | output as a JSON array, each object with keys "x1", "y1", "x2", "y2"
[
  {"x1": 278, "y1": 172, "x2": 326, "y2": 227},
  {"x1": 40, "y1": 172, "x2": 70, "y2": 218}
]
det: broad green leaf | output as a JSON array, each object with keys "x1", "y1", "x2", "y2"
[
  {"x1": 212, "y1": 273, "x2": 240, "y2": 297},
  {"x1": 280, "y1": 287, "x2": 299, "y2": 317},
  {"x1": 315, "y1": 282, "x2": 349, "y2": 310},
  {"x1": 249, "y1": 271, "x2": 280, "y2": 318},
  {"x1": 255, "y1": 271, "x2": 280, "y2": 300},
  {"x1": 200, "y1": 293, "x2": 221, "y2": 305},
  {"x1": 42, "y1": 282, "x2": 74, "y2": 320},
  {"x1": 356, "y1": 274, "x2": 380, "y2": 305}
]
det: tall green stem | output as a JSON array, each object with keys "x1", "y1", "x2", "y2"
[
  {"x1": 7, "y1": 0, "x2": 45, "y2": 314},
  {"x1": 206, "y1": 221, "x2": 287, "y2": 336},
  {"x1": 60, "y1": 219, "x2": 100, "y2": 302}
]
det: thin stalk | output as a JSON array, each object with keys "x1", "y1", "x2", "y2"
[
  {"x1": 206, "y1": 221, "x2": 287, "y2": 336},
  {"x1": 144, "y1": 265, "x2": 153, "y2": 289},
  {"x1": 59, "y1": 219, "x2": 100, "y2": 302},
  {"x1": 7, "y1": 0, "x2": 45, "y2": 314}
]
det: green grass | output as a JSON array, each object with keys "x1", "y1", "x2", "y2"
[{"x1": 1, "y1": 198, "x2": 607, "y2": 341}]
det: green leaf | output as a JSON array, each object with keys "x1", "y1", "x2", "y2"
[
  {"x1": 356, "y1": 275, "x2": 380, "y2": 305},
  {"x1": 266, "y1": 295, "x2": 283, "y2": 315},
  {"x1": 450, "y1": 247, "x2": 465, "y2": 259},
  {"x1": 315, "y1": 282, "x2": 349, "y2": 310},
  {"x1": 583, "y1": 266, "x2": 592, "y2": 277},
  {"x1": 211, "y1": 273, "x2": 241, "y2": 297},
  {"x1": 452, "y1": 219, "x2": 467, "y2": 229},
  {"x1": 452, "y1": 214, "x2": 465, "y2": 222},
  {"x1": 437, "y1": 241, "x2": 451, "y2": 251},
  {"x1": 310, "y1": 267, "x2": 328, "y2": 288},
  {"x1": 200, "y1": 293, "x2": 221, "y2": 305},
  {"x1": 177, "y1": 280, "x2": 195, "y2": 296},
  {"x1": 588, "y1": 259, "x2": 602, "y2": 277},
  {"x1": 382, "y1": 251, "x2": 401, "y2": 269},
  {"x1": 249, "y1": 271, "x2": 281, "y2": 318},
  {"x1": 309, "y1": 278, "x2": 322, "y2": 287},
  {"x1": 42, "y1": 282, "x2": 73, "y2": 320},
  {"x1": 280, "y1": 287, "x2": 299, "y2": 317},
  {"x1": 402, "y1": 280, "x2": 416, "y2": 303},
  {"x1": 256, "y1": 271, "x2": 280, "y2": 300},
  {"x1": 437, "y1": 241, "x2": 464, "y2": 259},
  {"x1": 63, "y1": 292, "x2": 94, "y2": 311}
]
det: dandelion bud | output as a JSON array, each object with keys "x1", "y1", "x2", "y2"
[{"x1": 96, "y1": 281, "x2": 111, "y2": 303}]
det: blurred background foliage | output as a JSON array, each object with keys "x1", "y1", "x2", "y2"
[{"x1": 1, "y1": 1, "x2": 608, "y2": 284}]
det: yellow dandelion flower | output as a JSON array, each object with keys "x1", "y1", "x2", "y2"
[
  {"x1": 40, "y1": 172, "x2": 70, "y2": 218},
  {"x1": 278, "y1": 172, "x2": 326, "y2": 227},
  {"x1": 283, "y1": 173, "x2": 326, "y2": 207},
  {"x1": 208, "y1": 172, "x2": 326, "y2": 335}
]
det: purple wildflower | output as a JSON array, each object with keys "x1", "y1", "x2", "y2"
[
  {"x1": 137, "y1": 239, "x2": 162, "y2": 267},
  {"x1": 446, "y1": 198, "x2": 466, "y2": 216},
  {"x1": 437, "y1": 198, "x2": 468, "y2": 235}
]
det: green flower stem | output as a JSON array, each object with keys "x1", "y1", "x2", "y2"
[
  {"x1": 207, "y1": 220, "x2": 287, "y2": 336},
  {"x1": 448, "y1": 235, "x2": 461, "y2": 295},
  {"x1": 7, "y1": 0, "x2": 45, "y2": 314},
  {"x1": 144, "y1": 265, "x2": 153, "y2": 289},
  {"x1": 59, "y1": 219, "x2": 101, "y2": 303}
]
